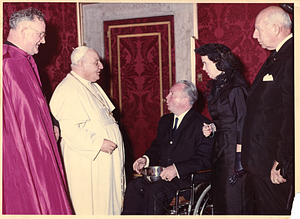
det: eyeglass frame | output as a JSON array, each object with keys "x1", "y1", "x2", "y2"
[{"x1": 26, "y1": 26, "x2": 46, "y2": 39}]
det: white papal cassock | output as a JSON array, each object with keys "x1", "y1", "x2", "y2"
[{"x1": 50, "y1": 71, "x2": 125, "y2": 215}]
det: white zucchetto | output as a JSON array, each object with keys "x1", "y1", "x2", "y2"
[{"x1": 71, "y1": 46, "x2": 90, "y2": 65}]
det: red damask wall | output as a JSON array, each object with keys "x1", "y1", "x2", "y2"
[
  {"x1": 3, "y1": 2, "x2": 78, "y2": 102},
  {"x1": 3, "y1": 3, "x2": 291, "y2": 170},
  {"x1": 104, "y1": 16, "x2": 176, "y2": 161},
  {"x1": 195, "y1": 3, "x2": 279, "y2": 119}
]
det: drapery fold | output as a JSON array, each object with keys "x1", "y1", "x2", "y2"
[{"x1": 3, "y1": 44, "x2": 74, "y2": 214}]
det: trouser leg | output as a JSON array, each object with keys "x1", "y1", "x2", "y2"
[
  {"x1": 122, "y1": 177, "x2": 148, "y2": 215},
  {"x1": 122, "y1": 177, "x2": 180, "y2": 215},
  {"x1": 142, "y1": 180, "x2": 179, "y2": 214}
]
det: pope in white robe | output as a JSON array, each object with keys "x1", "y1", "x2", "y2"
[{"x1": 50, "y1": 46, "x2": 125, "y2": 215}]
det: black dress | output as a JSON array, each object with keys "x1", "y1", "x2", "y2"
[{"x1": 206, "y1": 75, "x2": 248, "y2": 215}]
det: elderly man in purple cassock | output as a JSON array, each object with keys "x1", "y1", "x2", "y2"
[{"x1": 2, "y1": 7, "x2": 73, "y2": 214}]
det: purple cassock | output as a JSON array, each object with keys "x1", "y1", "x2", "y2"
[{"x1": 2, "y1": 44, "x2": 74, "y2": 214}]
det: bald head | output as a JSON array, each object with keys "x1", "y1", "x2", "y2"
[
  {"x1": 253, "y1": 6, "x2": 292, "y2": 50},
  {"x1": 257, "y1": 6, "x2": 292, "y2": 30}
]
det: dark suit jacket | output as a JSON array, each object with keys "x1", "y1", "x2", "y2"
[
  {"x1": 242, "y1": 37, "x2": 294, "y2": 178},
  {"x1": 145, "y1": 108, "x2": 213, "y2": 184}
]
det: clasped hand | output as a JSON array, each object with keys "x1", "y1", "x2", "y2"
[
  {"x1": 270, "y1": 160, "x2": 287, "y2": 184},
  {"x1": 100, "y1": 139, "x2": 117, "y2": 155}
]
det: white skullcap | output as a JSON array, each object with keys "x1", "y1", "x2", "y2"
[{"x1": 71, "y1": 46, "x2": 90, "y2": 65}]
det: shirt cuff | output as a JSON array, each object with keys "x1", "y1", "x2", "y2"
[
  {"x1": 173, "y1": 163, "x2": 180, "y2": 179},
  {"x1": 142, "y1": 155, "x2": 150, "y2": 167}
]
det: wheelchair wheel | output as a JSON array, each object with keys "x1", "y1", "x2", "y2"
[{"x1": 193, "y1": 184, "x2": 213, "y2": 215}]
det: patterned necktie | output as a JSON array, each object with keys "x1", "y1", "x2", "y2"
[{"x1": 173, "y1": 117, "x2": 179, "y2": 135}]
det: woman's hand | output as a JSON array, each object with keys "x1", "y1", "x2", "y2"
[{"x1": 202, "y1": 123, "x2": 216, "y2": 137}]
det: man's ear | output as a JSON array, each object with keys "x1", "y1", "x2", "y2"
[
  {"x1": 184, "y1": 96, "x2": 190, "y2": 105},
  {"x1": 78, "y1": 60, "x2": 85, "y2": 68},
  {"x1": 20, "y1": 25, "x2": 28, "y2": 39},
  {"x1": 272, "y1": 23, "x2": 281, "y2": 36}
]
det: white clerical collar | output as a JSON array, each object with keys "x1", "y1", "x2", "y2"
[
  {"x1": 69, "y1": 70, "x2": 116, "y2": 113},
  {"x1": 173, "y1": 109, "x2": 190, "y2": 129},
  {"x1": 70, "y1": 70, "x2": 92, "y2": 87},
  {"x1": 276, "y1": 33, "x2": 293, "y2": 52}
]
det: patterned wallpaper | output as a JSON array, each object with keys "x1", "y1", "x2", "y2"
[
  {"x1": 3, "y1": 2, "x2": 78, "y2": 102},
  {"x1": 104, "y1": 15, "x2": 176, "y2": 160},
  {"x1": 195, "y1": 3, "x2": 279, "y2": 119},
  {"x1": 3, "y1": 3, "x2": 291, "y2": 167}
]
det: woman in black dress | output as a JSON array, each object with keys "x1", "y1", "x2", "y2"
[{"x1": 195, "y1": 43, "x2": 248, "y2": 215}]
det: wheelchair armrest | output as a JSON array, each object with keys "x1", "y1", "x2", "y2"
[
  {"x1": 177, "y1": 170, "x2": 211, "y2": 193},
  {"x1": 173, "y1": 170, "x2": 211, "y2": 214},
  {"x1": 190, "y1": 170, "x2": 211, "y2": 186}
]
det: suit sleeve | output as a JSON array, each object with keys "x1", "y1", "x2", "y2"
[
  {"x1": 276, "y1": 54, "x2": 294, "y2": 178},
  {"x1": 174, "y1": 118, "x2": 213, "y2": 179}
]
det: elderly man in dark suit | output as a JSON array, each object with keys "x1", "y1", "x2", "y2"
[
  {"x1": 122, "y1": 80, "x2": 213, "y2": 215},
  {"x1": 242, "y1": 6, "x2": 294, "y2": 215}
]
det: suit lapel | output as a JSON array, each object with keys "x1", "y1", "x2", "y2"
[
  {"x1": 249, "y1": 51, "x2": 276, "y2": 95},
  {"x1": 172, "y1": 109, "x2": 194, "y2": 137},
  {"x1": 168, "y1": 115, "x2": 174, "y2": 137},
  {"x1": 249, "y1": 37, "x2": 293, "y2": 96},
  {"x1": 168, "y1": 109, "x2": 194, "y2": 154}
]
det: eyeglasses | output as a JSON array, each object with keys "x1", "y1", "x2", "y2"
[{"x1": 27, "y1": 26, "x2": 46, "y2": 39}]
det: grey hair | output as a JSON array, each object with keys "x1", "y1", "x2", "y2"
[
  {"x1": 265, "y1": 7, "x2": 292, "y2": 30},
  {"x1": 176, "y1": 80, "x2": 198, "y2": 106},
  {"x1": 9, "y1": 7, "x2": 45, "y2": 29}
]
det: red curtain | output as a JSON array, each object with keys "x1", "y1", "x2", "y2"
[
  {"x1": 3, "y1": 2, "x2": 78, "y2": 102},
  {"x1": 195, "y1": 3, "x2": 279, "y2": 119}
]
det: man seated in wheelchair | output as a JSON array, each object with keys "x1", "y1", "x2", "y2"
[{"x1": 122, "y1": 80, "x2": 213, "y2": 215}]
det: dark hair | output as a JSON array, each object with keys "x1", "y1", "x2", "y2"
[
  {"x1": 9, "y1": 7, "x2": 45, "y2": 29},
  {"x1": 195, "y1": 43, "x2": 239, "y2": 73},
  {"x1": 195, "y1": 43, "x2": 243, "y2": 101}
]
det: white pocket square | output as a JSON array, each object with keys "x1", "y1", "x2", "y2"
[{"x1": 263, "y1": 74, "x2": 273, "y2": 81}]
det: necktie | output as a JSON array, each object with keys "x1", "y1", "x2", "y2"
[
  {"x1": 173, "y1": 117, "x2": 179, "y2": 135},
  {"x1": 264, "y1": 50, "x2": 277, "y2": 68}
]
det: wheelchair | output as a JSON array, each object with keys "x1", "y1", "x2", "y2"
[{"x1": 167, "y1": 170, "x2": 213, "y2": 215}]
